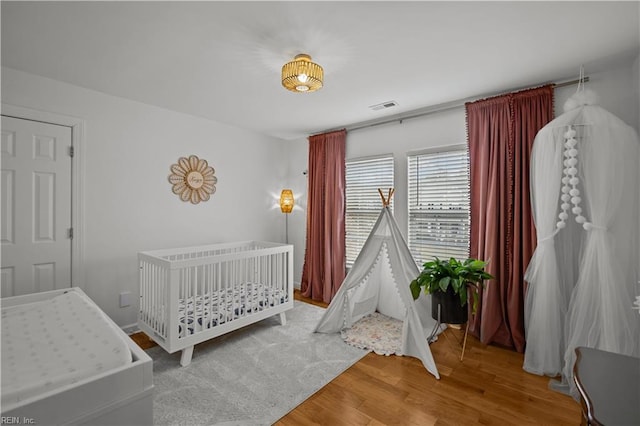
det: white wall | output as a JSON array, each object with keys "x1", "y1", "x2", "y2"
[
  {"x1": 2, "y1": 67, "x2": 290, "y2": 327},
  {"x1": 282, "y1": 140, "x2": 309, "y2": 288},
  {"x1": 631, "y1": 53, "x2": 639, "y2": 132},
  {"x1": 286, "y1": 57, "x2": 640, "y2": 286}
]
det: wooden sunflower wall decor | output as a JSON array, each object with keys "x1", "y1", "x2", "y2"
[{"x1": 168, "y1": 155, "x2": 217, "y2": 204}]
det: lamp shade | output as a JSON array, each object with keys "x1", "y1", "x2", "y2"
[
  {"x1": 280, "y1": 189, "x2": 294, "y2": 213},
  {"x1": 282, "y1": 54, "x2": 323, "y2": 93}
]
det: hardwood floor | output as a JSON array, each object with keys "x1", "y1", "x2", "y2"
[
  {"x1": 129, "y1": 329, "x2": 157, "y2": 350},
  {"x1": 274, "y1": 290, "x2": 582, "y2": 425}
]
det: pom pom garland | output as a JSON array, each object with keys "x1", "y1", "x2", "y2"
[{"x1": 556, "y1": 124, "x2": 593, "y2": 230}]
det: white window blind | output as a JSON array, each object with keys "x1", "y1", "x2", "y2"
[
  {"x1": 345, "y1": 155, "x2": 394, "y2": 267},
  {"x1": 408, "y1": 146, "x2": 470, "y2": 266}
]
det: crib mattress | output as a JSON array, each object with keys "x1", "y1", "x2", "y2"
[
  {"x1": 1, "y1": 290, "x2": 132, "y2": 407},
  {"x1": 178, "y1": 282, "x2": 288, "y2": 336}
]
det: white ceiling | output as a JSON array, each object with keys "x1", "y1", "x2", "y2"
[{"x1": 2, "y1": 1, "x2": 639, "y2": 140}]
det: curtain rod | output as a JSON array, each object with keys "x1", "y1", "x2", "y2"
[{"x1": 321, "y1": 76, "x2": 589, "y2": 135}]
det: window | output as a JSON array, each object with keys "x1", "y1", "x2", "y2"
[
  {"x1": 345, "y1": 155, "x2": 394, "y2": 267},
  {"x1": 408, "y1": 146, "x2": 470, "y2": 266}
]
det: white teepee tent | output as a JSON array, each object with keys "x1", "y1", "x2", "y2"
[{"x1": 314, "y1": 190, "x2": 441, "y2": 379}]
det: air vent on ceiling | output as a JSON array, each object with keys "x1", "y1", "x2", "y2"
[{"x1": 369, "y1": 100, "x2": 398, "y2": 111}]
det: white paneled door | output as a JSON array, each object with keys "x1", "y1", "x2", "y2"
[{"x1": 1, "y1": 116, "x2": 72, "y2": 297}]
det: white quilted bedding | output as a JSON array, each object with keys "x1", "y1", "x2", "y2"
[{"x1": 1, "y1": 290, "x2": 132, "y2": 406}]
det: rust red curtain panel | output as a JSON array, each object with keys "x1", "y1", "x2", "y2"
[
  {"x1": 301, "y1": 129, "x2": 347, "y2": 303},
  {"x1": 465, "y1": 85, "x2": 554, "y2": 352}
]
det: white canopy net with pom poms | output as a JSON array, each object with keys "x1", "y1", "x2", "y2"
[{"x1": 523, "y1": 87, "x2": 640, "y2": 396}]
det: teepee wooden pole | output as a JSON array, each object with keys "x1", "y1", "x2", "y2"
[
  {"x1": 378, "y1": 188, "x2": 387, "y2": 206},
  {"x1": 378, "y1": 188, "x2": 395, "y2": 207}
]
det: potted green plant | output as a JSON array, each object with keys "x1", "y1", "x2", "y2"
[{"x1": 410, "y1": 257, "x2": 494, "y2": 324}]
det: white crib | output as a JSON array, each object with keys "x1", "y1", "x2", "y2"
[{"x1": 138, "y1": 240, "x2": 293, "y2": 366}]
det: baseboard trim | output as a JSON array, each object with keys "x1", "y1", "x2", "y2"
[{"x1": 121, "y1": 323, "x2": 139, "y2": 335}]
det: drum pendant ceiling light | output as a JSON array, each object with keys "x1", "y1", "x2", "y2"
[{"x1": 282, "y1": 54, "x2": 323, "y2": 93}]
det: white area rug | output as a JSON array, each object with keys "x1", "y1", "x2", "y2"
[
  {"x1": 341, "y1": 312, "x2": 404, "y2": 356},
  {"x1": 146, "y1": 301, "x2": 368, "y2": 425}
]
